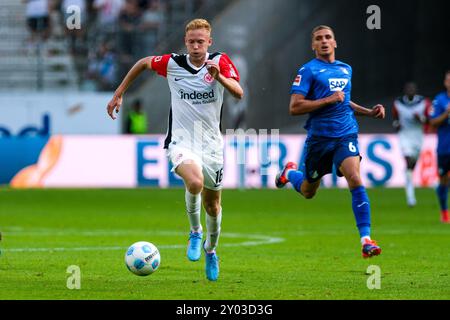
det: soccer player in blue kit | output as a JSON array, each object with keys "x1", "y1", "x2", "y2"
[
  {"x1": 275, "y1": 25, "x2": 385, "y2": 258},
  {"x1": 429, "y1": 71, "x2": 450, "y2": 224}
]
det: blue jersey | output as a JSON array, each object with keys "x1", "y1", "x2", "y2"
[
  {"x1": 290, "y1": 58, "x2": 358, "y2": 138},
  {"x1": 430, "y1": 92, "x2": 450, "y2": 155}
]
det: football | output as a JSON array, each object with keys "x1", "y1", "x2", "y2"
[{"x1": 125, "y1": 241, "x2": 161, "y2": 276}]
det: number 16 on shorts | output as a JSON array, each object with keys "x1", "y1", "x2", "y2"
[{"x1": 215, "y1": 168, "x2": 224, "y2": 185}]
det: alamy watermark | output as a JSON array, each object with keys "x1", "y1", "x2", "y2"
[
  {"x1": 168, "y1": 122, "x2": 280, "y2": 176},
  {"x1": 66, "y1": 265, "x2": 81, "y2": 289},
  {"x1": 226, "y1": 128, "x2": 280, "y2": 176},
  {"x1": 66, "y1": 5, "x2": 82, "y2": 30},
  {"x1": 366, "y1": 5, "x2": 381, "y2": 30},
  {"x1": 366, "y1": 265, "x2": 381, "y2": 289}
]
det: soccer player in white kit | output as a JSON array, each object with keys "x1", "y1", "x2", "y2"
[
  {"x1": 392, "y1": 82, "x2": 430, "y2": 207},
  {"x1": 107, "y1": 19, "x2": 244, "y2": 281}
]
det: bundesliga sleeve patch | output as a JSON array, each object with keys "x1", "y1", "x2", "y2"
[
  {"x1": 151, "y1": 54, "x2": 171, "y2": 77},
  {"x1": 293, "y1": 75, "x2": 302, "y2": 86}
]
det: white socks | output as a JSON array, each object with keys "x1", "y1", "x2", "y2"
[
  {"x1": 185, "y1": 189, "x2": 222, "y2": 252},
  {"x1": 361, "y1": 236, "x2": 371, "y2": 245},
  {"x1": 405, "y1": 169, "x2": 416, "y2": 206},
  {"x1": 185, "y1": 190, "x2": 202, "y2": 233},
  {"x1": 205, "y1": 208, "x2": 222, "y2": 253}
]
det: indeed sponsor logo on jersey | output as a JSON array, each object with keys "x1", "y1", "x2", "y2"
[
  {"x1": 179, "y1": 89, "x2": 215, "y2": 101},
  {"x1": 329, "y1": 78, "x2": 349, "y2": 92}
]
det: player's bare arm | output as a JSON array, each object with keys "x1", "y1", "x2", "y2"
[
  {"x1": 429, "y1": 104, "x2": 450, "y2": 128},
  {"x1": 289, "y1": 91, "x2": 344, "y2": 116},
  {"x1": 107, "y1": 56, "x2": 154, "y2": 120},
  {"x1": 392, "y1": 104, "x2": 401, "y2": 132},
  {"x1": 350, "y1": 101, "x2": 385, "y2": 119},
  {"x1": 205, "y1": 60, "x2": 244, "y2": 99}
]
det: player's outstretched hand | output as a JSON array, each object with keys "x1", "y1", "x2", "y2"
[
  {"x1": 107, "y1": 94, "x2": 123, "y2": 120},
  {"x1": 205, "y1": 60, "x2": 220, "y2": 79},
  {"x1": 371, "y1": 104, "x2": 385, "y2": 119}
]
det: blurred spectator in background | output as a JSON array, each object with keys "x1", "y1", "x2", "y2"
[
  {"x1": 125, "y1": 99, "x2": 148, "y2": 134},
  {"x1": 86, "y1": 41, "x2": 117, "y2": 90},
  {"x1": 429, "y1": 71, "x2": 450, "y2": 223},
  {"x1": 137, "y1": 0, "x2": 149, "y2": 9},
  {"x1": 139, "y1": 0, "x2": 165, "y2": 56},
  {"x1": 35, "y1": 0, "x2": 212, "y2": 90},
  {"x1": 392, "y1": 82, "x2": 431, "y2": 207},
  {"x1": 24, "y1": 0, "x2": 51, "y2": 44},
  {"x1": 117, "y1": 0, "x2": 142, "y2": 79},
  {"x1": 93, "y1": 0, "x2": 124, "y2": 32},
  {"x1": 118, "y1": 0, "x2": 142, "y2": 57},
  {"x1": 61, "y1": 0, "x2": 87, "y2": 54}
]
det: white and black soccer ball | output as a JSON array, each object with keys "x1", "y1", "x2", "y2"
[{"x1": 125, "y1": 241, "x2": 161, "y2": 276}]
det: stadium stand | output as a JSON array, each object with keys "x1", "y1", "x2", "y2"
[
  {"x1": 0, "y1": 0, "x2": 78, "y2": 91},
  {"x1": 0, "y1": 0, "x2": 229, "y2": 92}
]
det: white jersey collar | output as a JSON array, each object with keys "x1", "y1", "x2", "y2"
[{"x1": 186, "y1": 53, "x2": 210, "y2": 71}]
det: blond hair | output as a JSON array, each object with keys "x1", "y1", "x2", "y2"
[
  {"x1": 185, "y1": 18, "x2": 212, "y2": 34},
  {"x1": 311, "y1": 25, "x2": 335, "y2": 40}
]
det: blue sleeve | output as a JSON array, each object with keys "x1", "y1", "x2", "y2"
[
  {"x1": 290, "y1": 66, "x2": 313, "y2": 96},
  {"x1": 430, "y1": 95, "x2": 444, "y2": 119}
]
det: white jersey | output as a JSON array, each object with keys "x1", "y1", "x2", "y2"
[
  {"x1": 151, "y1": 52, "x2": 240, "y2": 156},
  {"x1": 393, "y1": 95, "x2": 429, "y2": 157},
  {"x1": 393, "y1": 95, "x2": 428, "y2": 134}
]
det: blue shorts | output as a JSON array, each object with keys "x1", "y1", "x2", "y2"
[
  {"x1": 303, "y1": 134, "x2": 360, "y2": 183},
  {"x1": 437, "y1": 154, "x2": 450, "y2": 177}
]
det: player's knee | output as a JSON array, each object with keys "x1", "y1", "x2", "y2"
[
  {"x1": 302, "y1": 190, "x2": 316, "y2": 199},
  {"x1": 204, "y1": 202, "x2": 220, "y2": 216},
  {"x1": 186, "y1": 178, "x2": 203, "y2": 194},
  {"x1": 346, "y1": 173, "x2": 362, "y2": 188}
]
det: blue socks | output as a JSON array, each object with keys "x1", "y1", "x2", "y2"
[
  {"x1": 436, "y1": 184, "x2": 448, "y2": 211},
  {"x1": 351, "y1": 186, "x2": 371, "y2": 238},
  {"x1": 287, "y1": 170, "x2": 304, "y2": 193},
  {"x1": 287, "y1": 172, "x2": 372, "y2": 239}
]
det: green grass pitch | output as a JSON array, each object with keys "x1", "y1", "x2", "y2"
[{"x1": 0, "y1": 187, "x2": 449, "y2": 300}]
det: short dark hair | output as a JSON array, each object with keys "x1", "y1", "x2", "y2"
[{"x1": 311, "y1": 25, "x2": 335, "y2": 40}]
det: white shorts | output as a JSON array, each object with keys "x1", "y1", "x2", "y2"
[
  {"x1": 399, "y1": 131, "x2": 423, "y2": 158},
  {"x1": 166, "y1": 146, "x2": 224, "y2": 191}
]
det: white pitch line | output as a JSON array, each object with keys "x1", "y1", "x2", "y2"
[
  {"x1": 5, "y1": 228, "x2": 450, "y2": 237},
  {"x1": 0, "y1": 229, "x2": 285, "y2": 253}
]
